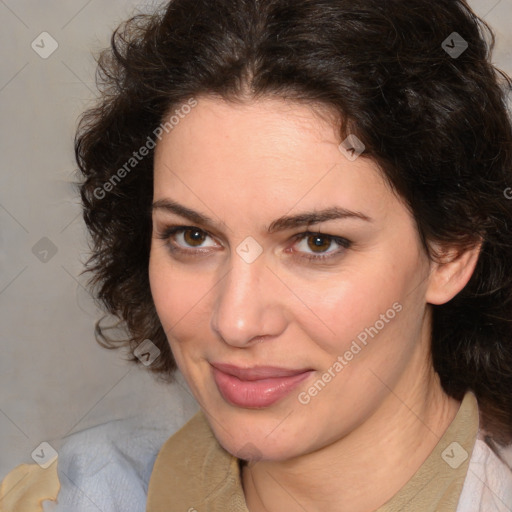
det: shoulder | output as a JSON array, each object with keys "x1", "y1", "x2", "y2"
[
  {"x1": 147, "y1": 410, "x2": 218, "y2": 490},
  {"x1": 146, "y1": 411, "x2": 245, "y2": 511},
  {"x1": 457, "y1": 437, "x2": 512, "y2": 512}
]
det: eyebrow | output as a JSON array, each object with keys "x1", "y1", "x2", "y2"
[
  {"x1": 267, "y1": 207, "x2": 372, "y2": 233},
  {"x1": 152, "y1": 199, "x2": 215, "y2": 227},
  {"x1": 152, "y1": 199, "x2": 372, "y2": 234}
]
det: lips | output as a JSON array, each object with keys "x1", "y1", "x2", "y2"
[{"x1": 211, "y1": 362, "x2": 314, "y2": 408}]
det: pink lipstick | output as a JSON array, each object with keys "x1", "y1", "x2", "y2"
[{"x1": 211, "y1": 363, "x2": 313, "y2": 408}]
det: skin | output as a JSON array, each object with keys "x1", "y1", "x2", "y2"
[{"x1": 149, "y1": 95, "x2": 480, "y2": 512}]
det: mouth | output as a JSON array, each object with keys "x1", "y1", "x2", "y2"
[{"x1": 210, "y1": 362, "x2": 314, "y2": 408}]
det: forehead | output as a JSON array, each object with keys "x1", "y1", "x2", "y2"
[
  {"x1": 154, "y1": 96, "x2": 339, "y2": 167},
  {"x1": 152, "y1": 96, "x2": 396, "y2": 223}
]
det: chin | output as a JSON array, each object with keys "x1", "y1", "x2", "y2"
[
  {"x1": 223, "y1": 434, "x2": 300, "y2": 463},
  {"x1": 205, "y1": 404, "x2": 309, "y2": 462}
]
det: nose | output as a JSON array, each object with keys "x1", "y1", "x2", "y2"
[{"x1": 210, "y1": 251, "x2": 287, "y2": 348}]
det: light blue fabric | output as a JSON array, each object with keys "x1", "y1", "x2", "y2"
[{"x1": 45, "y1": 418, "x2": 164, "y2": 512}]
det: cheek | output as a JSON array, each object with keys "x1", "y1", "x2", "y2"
[
  {"x1": 148, "y1": 249, "x2": 216, "y2": 349},
  {"x1": 288, "y1": 266, "x2": 401, "y2": 353},
  {"x1": 291, "y1": 250, "x2": 426, "y2": 371}
]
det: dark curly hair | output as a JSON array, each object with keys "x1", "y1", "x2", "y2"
[{"x1": 76, "y1": 0, "x2": 512, "y2": 445}]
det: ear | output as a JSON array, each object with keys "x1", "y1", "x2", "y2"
[{"x1": 425, "y1": 240, "x2": 482, "y2": 305}]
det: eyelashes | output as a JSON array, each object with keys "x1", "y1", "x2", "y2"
[{"x1": 155, "y1": 225, "x2": 352, "y2": 262}]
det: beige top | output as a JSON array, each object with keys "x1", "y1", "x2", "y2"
[
  {"x1": 0, "y1": 392, "x2": 479, "y2": 512},
  {"x1": 146, "y1": 391, "x2": 479, "y2": 511}
]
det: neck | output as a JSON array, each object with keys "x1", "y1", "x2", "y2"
[{"x1": 242, "y1": 363, "x2": 460, "y2": 512}]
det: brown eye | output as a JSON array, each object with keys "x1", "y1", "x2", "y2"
[
  {"x1": 291, "y1": 231, "x2": 351, "y2": 261},
  {"x1": 183, "y1": 228, "x2": 207, "y2": 247},
  {"x1": 307, "y1": 234, "x2": 332, "y2": 252},
  {"x1": 157, "y1": 225, "x2": 220, "y2": 256}
]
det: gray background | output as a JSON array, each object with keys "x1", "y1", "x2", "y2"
[{"x1": 0, "y1": 0, "x2": 511, "y2": 481}]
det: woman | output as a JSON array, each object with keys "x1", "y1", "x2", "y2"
[{"x1": 1, "y1": 0, "x2": 512, "y2": 510}]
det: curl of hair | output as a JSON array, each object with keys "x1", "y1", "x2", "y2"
[{"x1": 76, "y1": 0, "x2": 512, "y2": 443}]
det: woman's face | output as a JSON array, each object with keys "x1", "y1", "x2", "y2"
[{"x1": 149, "y1": 96, "x2": 434, "y2": 461}]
